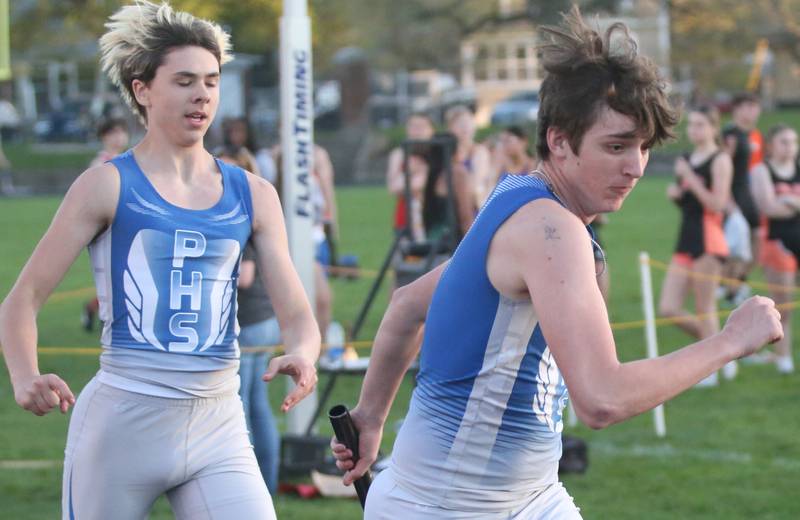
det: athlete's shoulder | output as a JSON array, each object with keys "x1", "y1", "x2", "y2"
[
  {"x1": 489, "y1": 195, "x2": 587, "y2": 298},
  {"x1": 244, "y1": 169, "x2": 278, "y2": 199},
  {"x1": 711, "y1": 150, "x2": 733, "y2": 169},
  {"x1": 73, "y1": 162, "x2": 120, "y2": 203},
  {"x1": 489, "y1": 173, "x2": 551, "y2": 199},
  {"x1": 56, "y1": 162, "x2": 120, "y2": 227}
]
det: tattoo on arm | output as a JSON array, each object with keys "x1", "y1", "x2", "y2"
[{"x1": 544, "y1": 224, "x2": 560, "y2": 240}]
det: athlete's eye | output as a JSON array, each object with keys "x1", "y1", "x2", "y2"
[
  {"x1": 608, "y1": 144, "x2": 624, "y2": 153},
  {"x1": 177, "y1": 81, "x2": 192, "y2": 87}
]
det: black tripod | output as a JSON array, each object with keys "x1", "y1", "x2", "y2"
[{"x1": 303, "y1": 133, "x2": 460, "y2": 435}]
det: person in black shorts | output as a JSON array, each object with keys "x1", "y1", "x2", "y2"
[
  {"x1": 720, "y1": 93, "x2": 762, "y2": 303},
  {"x1": 659, "y1": 105, "x2": 735, "y2": 387},
  {"x1": 750, "y1": 124, "x2": 800, "y2": 374}
]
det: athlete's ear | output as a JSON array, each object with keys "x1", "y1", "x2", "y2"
[
  {"x1": 131, "y1": 79, "x2": 151, "y2": 110},
  {"x1": 546, "y1": 126, "x2": 572, "y2": 160}
]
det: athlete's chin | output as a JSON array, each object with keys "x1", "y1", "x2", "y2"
[
  {"x1": 175, "y1": 130, "x2": 206, "y2": 148},
  {"x1": 606, "y1": 191, "x2": 632, "y2": 212}
]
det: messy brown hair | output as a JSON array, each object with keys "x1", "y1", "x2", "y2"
[{"x1": 536, "y1": 6, "x2": 678, "y2": 159}]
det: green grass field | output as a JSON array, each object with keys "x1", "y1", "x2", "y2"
[{"x1": 1, "y1": 177, "x2": 799, "y2": 519}]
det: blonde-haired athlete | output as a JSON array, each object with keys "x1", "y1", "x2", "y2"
[{"x1": 0, "y1": 2, "x2": 320, "y2": 518}]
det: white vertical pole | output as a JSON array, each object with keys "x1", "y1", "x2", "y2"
[
  {"x1": 566, "y1": 400, "x2": 578, "y2": 428},
  {"x1": 280, "y1": 0, "x2": 317, "y2": 434},
  {"x1": 639, "y1": 252, "x2": 666, "y2": 438}
]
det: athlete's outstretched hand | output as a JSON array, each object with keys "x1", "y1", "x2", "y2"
[
  {"x1": 722, "y1": 296, "x2": 783, "y2": 358},
  {"x1": 263, "y1": 354, "x2": 318, "y2": 412},
  {"x1": 13, "y1": 373, "x2": 75, "y2": 416},
  {"x1": 330, "y1": 406, "x2": 382, "y2": 486}
]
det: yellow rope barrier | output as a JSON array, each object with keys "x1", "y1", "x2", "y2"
[
  {"x1": 15, "y1": 256, "x2": 799, "y2": 356},
  {"x1": 645, "y1": 256, "x2": 799, "y2": 294},
  {"x1": 35, "y1": 339, "x2": 377, "y2": 356},
  {"x1": 48, "y1": 286, "x2": 97, "y2": 302}
]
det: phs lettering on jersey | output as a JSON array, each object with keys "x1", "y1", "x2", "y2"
[{"x1": 124, "y1": 228, "x2": 240, "y2": 353}]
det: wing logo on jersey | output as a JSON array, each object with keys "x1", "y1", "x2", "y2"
[
  {"x1": 126, "y1": 188, "x2": 171, "y2": 219},
  {"x1": 197, "y1": 238, "x2": 239, "y2": 351},
  {"x1": 532, "y1": 346, "x2": 566, "y2": 433},
  {"x1": 209, "y1": 202, "x2": 249, "y2": 226},
  {"x1": 125, "y1": 231, "x2": 166, "y2": 350},
  {"x1": 125, "y1": 229, "x2": 241, "y2": 353}
]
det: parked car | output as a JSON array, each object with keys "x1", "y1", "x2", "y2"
[
  {"x1": 33, "y1": 99, "x2": 93, "y2": 142},
  {"x1": 490, "y1": 90, "x2": 540, "y2": 126}
]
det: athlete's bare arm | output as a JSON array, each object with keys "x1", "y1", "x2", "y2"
[
  {"x1": 471, "y1": 143, "x2": 492, "y2": 206},
  {"x1": 0, "y1": 164, "x2": 119, "y2": 416},
  {"x1": 675, "y1": 154, "x2": 732, "y2": 212},
  {"x1": 247, "y1": 173, "x2": 321, "y2": 412},
  {"x1": 487, "y1": 199, "x2": 782, "y2": 429},
  {"x1": 331, "y1": 260, "x2": 448, "y2": 484},
  {"x1": 750, "y1": 163, "x2": 799, "y2": 218},
  {"x1": 314, "y1": 146, "x2": 338, "y2": 238},
  {"x1": 386, "y1": 147, "x2": 405, "y2": 195},
  {"x1": 238, "y1": 259, "x2": 256, "y2": 289}
]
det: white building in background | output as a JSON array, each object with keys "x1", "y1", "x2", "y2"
[
  {"x1": 461, "y1": 0, "x2": 671, "y2": 126},
  {"x1": 460, "y1": 18, "x2": 541, "y2": 126}
]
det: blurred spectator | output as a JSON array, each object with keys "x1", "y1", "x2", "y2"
[
  {"x1": 235, "y1": 241, "x2": 282, "y2": 494},
  {"x1": 89, "y1": 118, "x2": 130, "y2": 167},
  {"x1": 416, "y1": 138, "x2": 474, "y2": 244},
  {"x1": 719, "y1": 93, "x2": 762, "y2": 304},
  {"x1": 0, "y1": 96, "x2": 20, "y2": 142},
  {"x1": 491, "y1": 126, "x2": 537, "y2": 184},
  {"x1": 445, "y1": 105, "x2": 491, "y2": 207},
  {"x1": 222, "y1": 117, "x2": 264, "y2": 178},
  {"x1": 271, "y1": 144, "x2": 338, "y2": 344},
  {"x1": 659, "y1": 105, "x2": 734, "y2": 387},
  {"x1": 81, "y1": 118, "x2": 130, "y2": 331},
  {"x1": 750, "y1": 124, "x2": 800, "y2": 374},
  {"x1": 386, "y1": 113, "x2": 435, "y2": 235}
]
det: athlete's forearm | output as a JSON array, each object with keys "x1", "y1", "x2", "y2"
[
  {"x1": 685, "y1": 175, "x2": 727, "y2": 212},
  {"x1": 581, "y1": 332, "x2": 736, "y2": 428},
  {"x1": 280, "y1": 309, "x2": 320, "y2": 362},
  {"x1": 0, "y1": 294, "x2": 41, "y2": 386},
  {"x1": 356, "y1": 290, "x2": 424, "y2": 426}
]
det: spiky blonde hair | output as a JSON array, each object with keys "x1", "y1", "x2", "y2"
[{"x1": 99, "y1": 1, "x2": 233, "y2": 124}]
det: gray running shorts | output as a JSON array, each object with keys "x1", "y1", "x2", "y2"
[{"x1": 62, "y1": 375, "x2": 275, "y2": 520}]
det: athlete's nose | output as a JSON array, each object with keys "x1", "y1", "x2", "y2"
[
  {"x1": 624, "y1": 148, "x2": 648, "y2": 179},
  {"x1": 192, "y1": 84, "x2": 211, "y2": 105}
]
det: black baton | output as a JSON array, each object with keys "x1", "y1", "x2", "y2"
[{"x1": 329, "y1": 404, "x2": 372, "y2": 508}]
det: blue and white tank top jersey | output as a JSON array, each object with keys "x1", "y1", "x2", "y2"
[
  {"x1": 391, "y1": 174, "x2": 594, "y2": 512},
  {"x1": 88, "y1": 150, "x2": 253, "y2": 398}
]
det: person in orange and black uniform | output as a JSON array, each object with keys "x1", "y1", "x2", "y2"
[
  {"x1": 751, "y1": 124, "x2": 800, "y2": 374},
  {"x1": 659, "y1": 106, "x2": 735, "y2": 387}
]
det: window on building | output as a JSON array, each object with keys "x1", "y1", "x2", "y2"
[{"x1": 476, "y1": 44, "x2": 489, "y2": 81}]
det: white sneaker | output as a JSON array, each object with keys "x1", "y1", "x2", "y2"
[
  {"x1": 776, "y1": 356, "x2": 795, "y2": 374},
  {"x1": 731, "y1": 284, "x2": 751, "y2": 306},
  {"x1": 722, "y1": 360, "x2": 738, "y2": 380},
  {"x1": 695, "y1": 371, "x2": 719, "y2": 388},
  {"x1": 741, "y1": 352, "x2": 773, "y2": 365}
]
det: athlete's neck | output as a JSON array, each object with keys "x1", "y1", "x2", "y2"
[
  {"x1": 133, "y1": 134, "x2": 215, "y2": 182},
  {"x1": 692, "y1": 142, "x2": 718, "y2": 156},
  {"x1": 769, "y1": 157, "x2": 796, "y2": 173},
  {"x1": 536, "y1": 161, "x2": 595, "y2": 225},
  {"x1": 733, "y1": 119, "x2": 754, "y2": 132}
]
